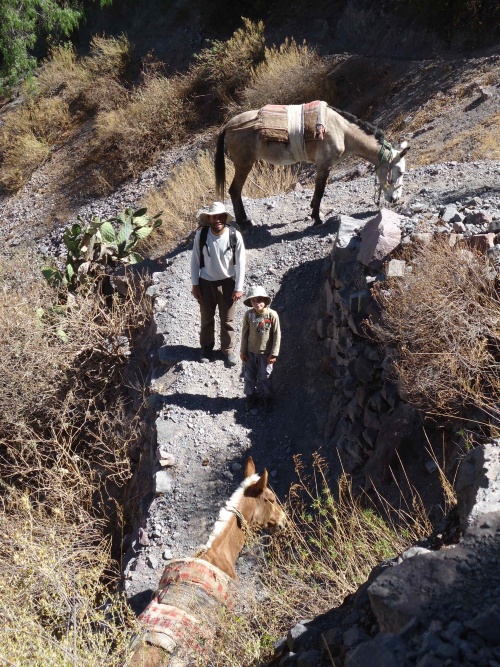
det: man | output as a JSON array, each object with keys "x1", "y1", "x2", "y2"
[{"x1": 191, "y1": 201, "x2": 246, "y2": 366}]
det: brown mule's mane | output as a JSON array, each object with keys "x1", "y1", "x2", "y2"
[
  {"x1": 203, "y1": 472, "x2": 260, "y2": 550},
  {"x1": 327, "y1": 105, "x2": 385, "y2": 142}
]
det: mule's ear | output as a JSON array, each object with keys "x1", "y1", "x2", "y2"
[
  {"x1": 398, "y1": 141, "x2": 409, "y2": 158},
  {"x1": 244, "y1": 457, "x2": 256, "y2": 478},
  {"x1": 246, "y1": 469, "x2": 268, "y2": 497}
]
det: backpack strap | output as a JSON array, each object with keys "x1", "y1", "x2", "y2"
[
  {"x1": 199, "y1": 224, "x2": 238, "y2": 269},
  {"x1": 229, "y1": 225, "x2": 237, "y2": 266},
  {"x1": 199, "y1": 225, "x2": 209, "y2": 269}
]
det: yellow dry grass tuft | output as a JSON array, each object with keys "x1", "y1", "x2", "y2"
[
  {"x1": 93, "y1": 74, "x2": 191, "y2": 184},
  {"x1": 0, "y1": 97, "x2": 73, "y2": 190},
  {"x1": 86, "y1": 33, "x2": 132, "y2": 76},
  {"x1": 242, "y1": 38, "x2": 334, "y2": 110},
  {"x1": 371, "y1": 238, "x2": 500, "y2": 423},
  {"x1": 0, "y1": 131, "x2": 50, "y2": 190},
  {"x1": 0, "y1": 251, "x2": 155, "y2": 665},
  {"x1": 190, "y1": 18, "x2": 265, "y2": 110},
  {"x1": 36, "y1": 44, "x2": 92, "y2": 101}
]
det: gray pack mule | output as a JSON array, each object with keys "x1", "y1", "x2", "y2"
[{"x1": 215, "y1": 102, "x2": 409, "y2": 227}]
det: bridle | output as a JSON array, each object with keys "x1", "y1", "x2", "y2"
[{"x1": 374, "y1": 137, "x2": 394, "y2": 205}]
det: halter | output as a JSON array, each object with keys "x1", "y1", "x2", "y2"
[
  {"x1": 227, "y1": 506, "x2": 250, "y2": 537},
  {"x1": 374, "y1": 137, "x2": 394, "y2": 205}
]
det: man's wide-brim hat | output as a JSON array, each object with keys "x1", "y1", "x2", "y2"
[
  {"x1": 197, "y1": 201, "x2": 234, "y2": 224},
  {"x1": 244, "y1": 285, "x2": 271, "y2": 307}
]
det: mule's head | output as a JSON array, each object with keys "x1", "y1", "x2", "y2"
[
  {"x1": 377, "y1": 141, "x2": 409, "y2": 204},
  {"x1": 241, "y1": 457, "x2": 286, "y2": 533}
]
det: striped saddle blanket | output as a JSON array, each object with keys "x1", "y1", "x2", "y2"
[{"x1": 137, "y1": 558, "x2": 236, "y2": 654}]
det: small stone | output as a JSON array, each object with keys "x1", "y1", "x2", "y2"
[
  {"x1": 154, "y1": 470, "x2": 174, "y2": 495},
  {"x1": 138, "y1": 527, "x2": 150, "y2": 546},
  {"x1": 146, "y1": 555, "x2": 158, "y2": 569}
]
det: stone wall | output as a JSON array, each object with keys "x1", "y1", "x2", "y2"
[{"x1": 318, "y1": 210, "x2": 420, "y2": 486}]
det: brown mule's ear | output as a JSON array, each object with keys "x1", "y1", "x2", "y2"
[
  {"x1": 244, "y1": 457, "x2": 256, "y2": 478},
  {"x1": 246, "y1": 469, "x2": 268, "y2": 496}
]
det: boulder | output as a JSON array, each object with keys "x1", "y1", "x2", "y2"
[
  {"x1": 358, "y1": 209, "x2": 402, "y2": 269},
  {"x1": 455, "y1": 441, "x2": 500, "y2": 530}
]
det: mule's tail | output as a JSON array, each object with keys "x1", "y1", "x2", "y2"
[{"x1": 215, "y1": 128, "x2": 226, "y2": 200}]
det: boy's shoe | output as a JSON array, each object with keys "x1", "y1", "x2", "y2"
[
  {"x1": 225, "y1": 352, "x2": 238, "y2": 367},
  {"x1": 263, "y1": 397, "x2": 274, "y2": 414},
  {"x1": 200, "y1": 346, "x2": 213, "y2": 363}
]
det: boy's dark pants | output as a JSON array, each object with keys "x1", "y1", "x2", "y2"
[
  {"x1": 244, "y1": 352, "x2": 273, "y2": 398},
  {"x1": 198, "y1": 277, "x2": 236, "y2": 355}
]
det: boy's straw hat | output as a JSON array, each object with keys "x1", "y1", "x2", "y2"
[
  {"x1": 244, "y1": 285, "x2": 271, "y2": 307},
  {"x1": 197, "y1": 201, "x2": 234, "y2": 224}
]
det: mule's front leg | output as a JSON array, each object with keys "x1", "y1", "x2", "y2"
[
  {"x1": 310, "y1": 167, "x2": 330, "y2": 226},
  {"x1": 229, "y1": 163, "x2": 253, "y2": 228}
]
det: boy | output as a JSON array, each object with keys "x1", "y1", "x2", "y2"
[{"x1": 240, "y1": 286, "x2": 281, "y2": 413}]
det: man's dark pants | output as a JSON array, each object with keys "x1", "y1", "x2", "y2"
[{"x1": 198, "y1": 277, "x2": 236, "y2": 355}]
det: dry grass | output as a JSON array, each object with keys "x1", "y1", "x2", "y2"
[
  {"x1": 0, "y1": 252, "x2": 150, "y2": 442},
  {"x1": 0, "y1": 36, "x2": 133, "y2": 192},
  {"x1": 141, "y1": 150, "x2": 304, "y2": 256},
  {"x1": 0, "y1": 490, "x2": 136, "y2": 667},
  {"x1": 35, "y1": 44, "x2": 92, "y2": 100},
  {"x1": 190, "y1": 18, "x2": 265, "y2": 111},
  {"x1": 0, "y1": 250, "x2": 151, "y2": 518},
  {"x1": 0, "y1": 250, "x2": 155, "y2": 665},
  {"x1": 93, "y1": 74, "x2": 190, "y2": 182},
  {"x1": 418, "y1": 110, "x2": 500, "y2": 164},
  {"x1": 0, "y1": 97, "x2": 73, "y2": 190},
  {"x1": 259, "y1": 455, "x2": 430, "y2": 623},
  {"x1": 371, "y1": 239, "x2": 500, "y2": 423},
  {"x1": 242, "y1": 38, "x2": 334, "y2": 110},
  {"x1": 36, "y1": 37, "x2": 131, "y2": 112}
]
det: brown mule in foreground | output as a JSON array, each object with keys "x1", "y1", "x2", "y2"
[
  {"x1": 129, "y1": 457, "x2": 286, "y2": 666},
  {"x1": 215, "y1": 101, "x2": 409, "y2": 228}
]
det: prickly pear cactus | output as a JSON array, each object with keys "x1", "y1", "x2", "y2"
[{"x1": 42, "y1": 207, "x2": 162, "y2": 290}]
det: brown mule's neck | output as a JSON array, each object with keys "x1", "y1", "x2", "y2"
[{"x1": 198, "y1": 514, "x2": 246, "y2": 579}]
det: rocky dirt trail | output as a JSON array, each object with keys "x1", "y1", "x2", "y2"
[
  {"x1": 122, "y1": 159, "x2": 500, "y2": 613},
  {"x1": 123, "y1": 192, "x2": 336, "y2": 612}
]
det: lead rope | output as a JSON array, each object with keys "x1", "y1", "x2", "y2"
[{"x1": 228, "y1": 506, "x2": 251, "y2": 539}]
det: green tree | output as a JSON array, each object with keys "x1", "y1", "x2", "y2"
[{"x1": 0, "y1": 0, "x2": 112, "y2": 94}]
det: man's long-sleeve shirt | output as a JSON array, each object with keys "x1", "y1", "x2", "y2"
[{"x1": 191, "y1": 226, "x2": 245, "y2": 292}]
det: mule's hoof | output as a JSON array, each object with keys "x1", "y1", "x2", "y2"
[{"x1": 311, "y1": 219, "x2": 324, "y2": 227}]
